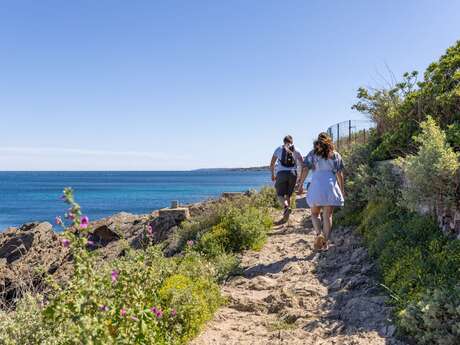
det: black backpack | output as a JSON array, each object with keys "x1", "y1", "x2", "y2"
[{"x1": 281, "y1": 145, "x2": 296, "y2": 167}]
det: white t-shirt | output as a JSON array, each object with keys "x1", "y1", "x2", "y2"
[{"x1": 273, "y1": 145, "x2": 304, "y2": 174}]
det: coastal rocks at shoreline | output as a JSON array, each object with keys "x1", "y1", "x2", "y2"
[{"x1": 0, "y1": 204, "x2": 193, "y2": 309}]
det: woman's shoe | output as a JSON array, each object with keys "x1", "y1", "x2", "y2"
[{"x1": 314, "y1": 235, "x2": 327, "y2": 251}]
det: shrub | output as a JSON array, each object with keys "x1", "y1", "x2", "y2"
[
  {"x1": 250, "y1": 186, "x2": 280, "y2": 209},
  {"x1": 0, "y1": 294, "x2": 54, "y2": 345},
  {"x1": 220, "y1": 206, "x2": 272, "y2": 252},
  {"x1": 399, "y1": 286, "x2": 460, "y2": 345},
  {"x1": 158, "y1": 274, "x2": 221, "y2": 343},
  {"x1": 397, "y1": 116, "x2": 459, "y2": 213},
  {"x1": 0, "y1": 187, "x2": 276, "y2": 345}
]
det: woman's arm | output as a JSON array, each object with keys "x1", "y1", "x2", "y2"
[
  {"x1": 337, "y1": 171, "x2": 345, "y2": 196},
  {"x1": 297, "y1": 166, "x2": 309, "y2": 193}
]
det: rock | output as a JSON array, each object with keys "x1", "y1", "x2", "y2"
[
  {"x1": 328, "y1": 278, "x2": 343, "y2": 291},
  {"x1": 350, "y1": 248, "x2": 367, "y2": 263},
  {"x1": 0, "y1": 222, "x2": 68, "y2": 307},
  {"x1": 158, "y1": 207, "x2": 190, "y2": 221},
  {"x1": 222, "y1": 192, "x2": 244, "y2": 199},
  {"x1": 248, "y1": 276, "x2": 277, "y2": 291}
]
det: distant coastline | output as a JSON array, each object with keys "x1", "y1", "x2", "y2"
[{"x1": 193, "y1": 166, "x2": 270, "y2": 172}]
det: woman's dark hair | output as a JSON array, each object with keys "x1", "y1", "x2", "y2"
[{"x1": 313, "y1": 132, "x2": 334, "y2": 159}]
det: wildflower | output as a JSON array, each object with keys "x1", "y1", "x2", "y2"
[
  {"x1": 187, "y1": 240, "x2": 194, "y2": 247},
  {"x1": 80, "y1": 216, "x2": 89, "y2": 229},
  {"x1": 111, "y1": 270, "x2": 119, "y2": 283},
  {"x1": 150, "y1": 306, "x2": 163, "y2": 318},
  {"x1": 171, "y1": 309, "x2": 177, "y2": 317},
  {"x1": 146, "y1": 224, "x2": 153, "y2": 236},
  {"x1": 61, "y1": 238, "x2": 70, "y2": 248},
  {"x1": 87, "y1": 240, "x2": 94, "y2": 246},
  {"x1": 130, "y1": 316, "x2": 139, "y2": 322},
  {"x1": 65, "y1": 212, "x2": 75, "y2": 220},
  {"x1": 99, "y1": 305, "x2": 109, "y2": 312},
  {"x1": 55, "y1": 216, "x2": 63, "y2": 225},
  {"x1": 120, "y1": 308, "x2": 127, "y2": 317}
]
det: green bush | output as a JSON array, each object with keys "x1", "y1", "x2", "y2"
[
  {"x1": 158, "y1": 273, "x2": 221, "y2": 343},
  {"x1": 399, "y1": 286, "x2": 460, "y2": 345},
  {"x1": 220, "y1": 206, "x2": 272, "y2": 252},
  {"x1": 250, "y1": 186, "x2": 280, "y2": 209},
  {"x1": 0, "y1": 187, "x2": 276, "y2": 345},
  {"x1": 446, "y1": 122, "x2": 460, "y2": 151},
  {"x1": 397, "y1": 116, "x2": 459, "y2": 213},
  {"x1": 0, "y1": 294, "x2": 53, "y2": 345}
]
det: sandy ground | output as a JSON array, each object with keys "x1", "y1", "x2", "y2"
[{"x1": 191, "y1": 209, "x2": 407, "y2": 345}]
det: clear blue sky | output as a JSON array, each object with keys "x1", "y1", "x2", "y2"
[{"x1": 1, "y1": 0, "x2": 459, "y2": 170}]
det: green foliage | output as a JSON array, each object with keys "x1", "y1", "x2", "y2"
[
  {"x1": 342, "y1": 40, "x2": 460, "y2": 344},
  {"x1": 446, "y1": 122, "x2": 460, "y2": 152},
  {"x1": 399, "y1": 286, "x2": 460, "y2": 345},
  {"x1": 0, "y1": 187, "x2": 276, "y2": 345},
  {"x1": 0, "y1": 294, "x2": 53, "y2": 345},
  {"x1": 335, "y1": 144, "x2": 373, "y2": 225},
  {"x1": 250, "y1": 186, "x2": 280, "y2": 209},
  {"x1": 357, "y1": 200, "x2": 460, "y2": 341},
  {"x1": 219, "y1": 206, "x2": 272, "y2": 252},
  {"x1": 158, "y1": 273, "x2": 221, "y2": 343},
  {"x1": 353, "y1": 40, "x2": 460, "y2": 160},
  {"x1": 397, "y1": 116, "x2": 459, "y2": 212}
]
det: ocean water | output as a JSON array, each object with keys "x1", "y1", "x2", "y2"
[{"x1": 0, "y1": 171, "x2": 271, "y2": 231}]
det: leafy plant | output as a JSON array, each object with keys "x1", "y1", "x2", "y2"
[
  {"x1": 399, "y1": 286, "x2": 460, "y2": 345},
  {"x1": 397, "y1": 116, "x2": 459, "y2": 213}
]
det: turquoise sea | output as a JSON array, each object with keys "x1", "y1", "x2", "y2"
[{"x1": 0, "y1": 171, "x2": 270, "y2": 231}]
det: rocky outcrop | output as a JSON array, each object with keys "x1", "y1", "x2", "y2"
[
  {"x1": 0, "y1": 222, "x2": 69, "y2": 307},
  {"x1": 0, "y1": 206, "x2": 192, "y2": 309}
]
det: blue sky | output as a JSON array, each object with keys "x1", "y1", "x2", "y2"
[{"x1": 1, "y1": 0, "x2": 459, "y2": 170}]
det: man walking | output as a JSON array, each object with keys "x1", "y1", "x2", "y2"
[{"x1": 270, "y1": 135, "x2": 304, "y2": 222}]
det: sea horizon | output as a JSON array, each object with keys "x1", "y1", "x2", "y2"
[{"x1": 0, "y1": 170, "x2": 271, "y2": 231}]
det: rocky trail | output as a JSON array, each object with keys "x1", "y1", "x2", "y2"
[{"x1": 192, "y1": 209, "x2": 407, "y2": 345}]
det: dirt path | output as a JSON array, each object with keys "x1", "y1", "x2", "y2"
[{"x1": 191, "y1": 209, "x2": 407, "y2": 345}]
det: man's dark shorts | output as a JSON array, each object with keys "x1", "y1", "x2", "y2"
[{"x1": 275, "y1": 170, "x2": 297, "y2": 197}]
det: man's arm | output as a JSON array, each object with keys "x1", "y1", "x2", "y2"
[{"x1": 270, "y1": 155, "x2": 277, "y2": 182}]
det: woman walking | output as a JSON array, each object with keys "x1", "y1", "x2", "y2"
[{"x1": 299, "y1": 132, "x2": 345, "y2": 250}]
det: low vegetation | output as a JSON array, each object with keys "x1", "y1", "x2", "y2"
[
  {"x1": 0, "y1": 187, "x2": 276, "y2": 345},
  {"x1": 338, "y1": 40, "x2": 460, "y2": 345}
]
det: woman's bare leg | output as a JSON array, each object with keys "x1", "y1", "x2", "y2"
[
  {"x1": 310, "y1": 206, "x2": 322, "y2": 235},
  {"x1": 322, "y1": 206, "x2": 334, "y2": 241}
]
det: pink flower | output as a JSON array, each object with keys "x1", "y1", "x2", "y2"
[
  {"x1": 130, "y1": 315, "x2": 139, "y2": 322},
  {"x1": 99, "y1": 305, "x2": 109, "y2": 312},
  {"x1": 80, "y1": 216, "x2": 89, "y2": 229},
  {"x1": 61, "y1": 239, "x2": 70, "y2": 248},
  {"x1": 120, "y1": 308, "x2": 127, "y2": 317},
  {"x1": 150, "y1": 306, "x2": 163, "y2": 318},
  {"x1": 65, "y1": 212, "x2": 75, "y2": 220},
  {"x1": 187, "y1": 240, "x2": 194, "y2": 247},
  {"x1": 171, "y1": 309, "x2": 177, "y2": 317},
  {"x1": 87, "y1": 240, "x2": 94, "y2": 246},
  {"x1": 111, "y1": 270, "x2": 119, "y2": 283},
  {"x1": 146, "y1": 224, "x2": 153, "y2": 236},
  {"x1": 55, "y1": 216, "x2": 63, "y2": 225}
]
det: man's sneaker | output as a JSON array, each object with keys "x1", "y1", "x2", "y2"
[{"x1": 282, "y1": 207, "x2": 292, "y2": 223}]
